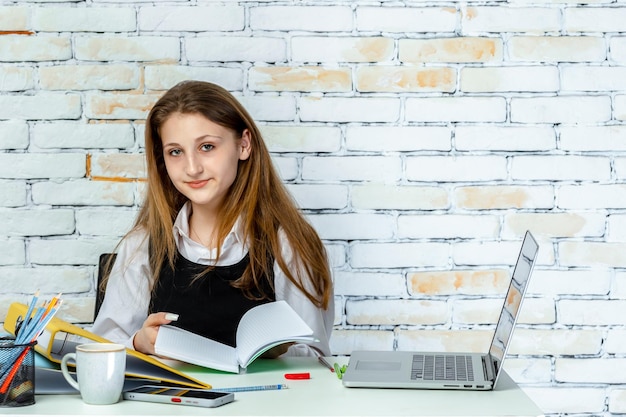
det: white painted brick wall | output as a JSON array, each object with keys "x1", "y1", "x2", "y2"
[{"x1": 2, "y1": 1, "x2": 626, "y2": 415}]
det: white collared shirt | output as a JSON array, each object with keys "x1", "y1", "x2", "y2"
[{"x1": 91, "y1": 202, "x2": 333, "y2": 356}]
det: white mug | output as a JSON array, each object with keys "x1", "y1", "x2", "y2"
[{"x1": 60, "y1": 343, "x2": 126, "y2": 405}]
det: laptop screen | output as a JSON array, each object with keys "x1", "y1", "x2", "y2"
[{"x1": 488, "y1": 231, "x2": 539, "y2": 379}]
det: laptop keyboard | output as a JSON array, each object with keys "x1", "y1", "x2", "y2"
[{"x1": 411, "y1": 354, "x2": 475, "y2": 381}]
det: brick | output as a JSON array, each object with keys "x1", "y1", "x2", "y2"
[
  {"x1": 325, "y1": 243, "x2": 346, "y2": 270},
  {"x1": 334, "y1": 271, "x2": 407, "y2": 297},
  {"x1": 398, "y1": 214, "x2": 500, "y2": 239},
  {"x1": 608, "y1": 215, "x2": 626, "y2": 242},
  {"x1": 405, "y1": 97, "x2": 507, "y2": 122},
  {"x1": 559, "y1": 184, "x2": 626, "y2": 209},
  {"x1": 307, "y1": 213, "x2": 395, "y2": 240},
  {"x1": 610, "y1": 37, "x2": 626, "y2": 63},
  {"x1": 33, "y1": 122, "x2": 135, "y2": 149},
  {"x1": 75, "y1": 208, "x2": 138, "y2": 237},
  {"x1": 406, "y1": 156, "x2": 508, "y2": 182},
  {"x1": 508, "y1": 329, "x2": 602, "y2": 355},
  {"x1": 0, "y1": 266, "x2": 90, "y2": 293},
  {"x1": 186, "y1": 37, "x2": 286, "y2": 63},
  {"x1": 357, "y1": 7, "x2": 457, "y2": 33},
  {"x1": 509, "y1": 36, "x2": 606, "y2": 62},
  {"x1": 33, "y1": 7, "x2": 135, "y2": 32},
  {"x1": 249, "y1": 66, "x2": 351, "y2": 92},
  {"x1": 250, "y1": 6, "x2": 352, "y2": 32},
  {"x1": 291, "y1": 37, "x2": 394, "y2": 63},
  {"x1": 462, "y1": 7, "x2": 560, "y2": 32},
  {"x1": 461, "y1": 66, "x2": 559, "y2": 92},
  {"x1": 346, "y1": 299, "x2": 448, "y2": 325},
  {"x1": 145, "y1": 65, "x2": 243, "y2": 91},
  {"x1": 560, "y1": 299, "x2": 626, "y2": 324},
  {"x1": 0, "y1": 153, "x2": 85, "y2": 179},
  {"x1": 29, "y1": 238, "x2": 119, "y2": 265},
  {"x1": 455, "y1": 185, "x2": 555, "y2": 210},
  {"x1": 605, "y1": 329, "x2": 626, "y2": 354},
  {"x1": 0, "y1": 239, "x2": 25, "y2": 266},
  {"x1": 31, "y1": 180, "x2": 135, "y2": 206},
  {"x1": 556, "y1": 358, "x2": 626, "y2": 384},
  {"x1": 613, "y1": 94, "x2": 626, "y2": 120},
  {"x1": 39, "y1": 64, "x2": 140, "y2": 90},
  {"x1": 357, "y1": 66, "x2": 456, "y2": 93},
  {"x1": 138, "y1": 6, "x2": 243, "y2": 31},
  {"x1": 0, "y1": 36, "x2": 71, "y2": 62},
  {"x1": 408, "y1": 269, "x2": 510, "y2": 296},
  {"x1": 565, "y1": 7, "x2": 626, "y2": 32},
  {"x1": 90, "y1": 153, "x2": 146, "y2": 179},
  {"x1": 511, "y1": 96, "x2": 611, "y2": 123},
  {"x1": 236, "y1": 95, "x2": 296, "y2": 122},
  {"x1": 346, "y1": 126, "x2": 451, "y2": 152},
  {"x1": 0, "y1": 6, "x2": 29, "y2": 31},
  {"x1": 562, "y1": 66, "x2": 626, "y2": 91},
  {"x1": 452, "y1": 298, "x2": 502, "y2": 324},
  {"x1": 0, "y1": 93, "x2": 81, "y2": 120},
  {"x1": 0, "y1": 180, "x2": 27, "y2": 207},
  {"x1": 85, "y1": 93, "x2": 161, "y2": 120},
  {"x1": 612, "y1": 272, "x2": 626, "y2": 299},
  {"x1": 528, "y1": 270, "x2": 610, "y2": 296},
  {"x1": 351, "y1": 184, "x2": 449, "y2": 210},
  {"x1": 75, "y1": 36, "x2": 179, "y2": 62},
  {"x1": 400, "y1": 38, "x2": 503, "y2": 63},
  {"x1": 455, "y1": 125, "x2": 556, "y2": 151},
  {"x1": 523, "y1": 387, "x2": 607, "y2": 414},
  {"x1": 302, "y1": 156, "x2": 402, "y2": 181},
  {"x1": 330, "y1": 329, "x2": 395, "y2": 355},
  {"x1": 503, "y1": 358, "x2": 552, "y2": 384},
  {"x1": 397, "y1": 329, "x2": 491, "y2": 353},
  {"x1": 504, "y1": 212, "x2": 606, "y2": 238},
  {"x1": 0, "y1": 209, "x2": 74, "y2": 236},
  {"x1": 272, "y1": 157, "x2": 297, "y2": 181},
  {"x1": 285, "y1": 184, "x2": 348, "y2": 210},
  {"x1": 610, "y1": 389, "x2": 626, "y2": 414},
  {"x1": 299, "y1": 96, "x2": 400, "y2": 123},
  {"x1": 452, "y1": 240, "x2": 545, "y2": 267},
  {"x1": 261, "y1": 125, "x2": 341, "y2": 153},
  {"x1": 560, "y1": 125, "x2": 626, "y2": 151},
  {"x1": 0, "y1": 121, "x2": 29, "y2": 149},
  {"x1": 517, "y1": 298, "x2": 556, "y2": 324},
  {"x1": 350, "y1": 242, "x2": 449, "y2": 268},
  {"x1": 511, "y1": 155, "x2": 610, "y2": 181},
  {"x1": 0, "y1": 66, "x2": 34, "y2": 91}
]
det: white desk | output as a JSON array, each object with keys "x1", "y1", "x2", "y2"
[{"x1": 4, "y1": 357, "x2": 543, "y2": 416}]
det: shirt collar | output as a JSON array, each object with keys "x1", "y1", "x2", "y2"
[{"x1": 173, "y1": 201, "x2": 245, "y2": 248}]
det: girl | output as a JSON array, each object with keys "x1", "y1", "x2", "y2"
[{"x1": 92, "y1": 81, "x2": 334, "y2": 358}]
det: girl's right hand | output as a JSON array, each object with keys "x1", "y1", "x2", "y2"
[{"x1": 132, "y1": 312, "x2": 179, "y2": 355}]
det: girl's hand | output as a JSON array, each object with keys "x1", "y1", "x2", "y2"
[{"x1": 132, "y1": 312, "x2": 179, "y2": 355}]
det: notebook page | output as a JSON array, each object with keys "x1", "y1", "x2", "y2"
[
  {"x1": 155, "y1": 325, "x2": 239, "y2": 373},
  {"x1": 236, "y1": 301, "x2": 314, "y2": 367}
]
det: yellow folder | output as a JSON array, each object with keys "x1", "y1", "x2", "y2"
[{"x1": 3, "y1": 302, "x2": 210, "y2": 389}]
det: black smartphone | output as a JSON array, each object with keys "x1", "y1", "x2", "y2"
[{"x1": 123, "y1": 385, "x2": 234, "y2": 408}]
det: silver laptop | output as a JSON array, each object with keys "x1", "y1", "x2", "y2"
[{"x1": 342, "y1": 231, "x2": 539, "y2": 391}]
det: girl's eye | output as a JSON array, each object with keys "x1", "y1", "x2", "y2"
[
  {"x1": 168, "y1": 149, "x2": 182, "y2": 156},
  {"x1": 200, "y1": 143, "x2": 214, "y2": 152}
]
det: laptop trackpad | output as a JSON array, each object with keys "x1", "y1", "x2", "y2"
[{"x1": 356, "y1": 361, "x2": 402, "y2": 371}]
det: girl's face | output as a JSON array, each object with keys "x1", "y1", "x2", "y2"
[{"x1": 160, "y1": 112, "x2": 251, "y2": 214}]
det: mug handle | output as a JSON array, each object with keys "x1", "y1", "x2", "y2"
[{"x1": 60, "y1": 353, "x2": 80, "y2": 391}]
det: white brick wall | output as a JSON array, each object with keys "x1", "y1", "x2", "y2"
[{"x1": 1, "y1": 1, "x2": 626, "y2": 415}]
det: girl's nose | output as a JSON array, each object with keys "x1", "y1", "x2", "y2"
[{"x1": 185, "y1": 153, "x2": 203, "y2": 176}]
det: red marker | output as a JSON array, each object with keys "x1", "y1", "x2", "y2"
[{"x1": 284, "y1": 372, "x2": 310, "y2": 380}]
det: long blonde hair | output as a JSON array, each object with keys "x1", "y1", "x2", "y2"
[{"x1": 131, "y1": 81, "x2": 331, "y2": 308}]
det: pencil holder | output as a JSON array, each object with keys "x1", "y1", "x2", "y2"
[{"x1": 0, "y1": 337, "x2": 36, "y2": 407}]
